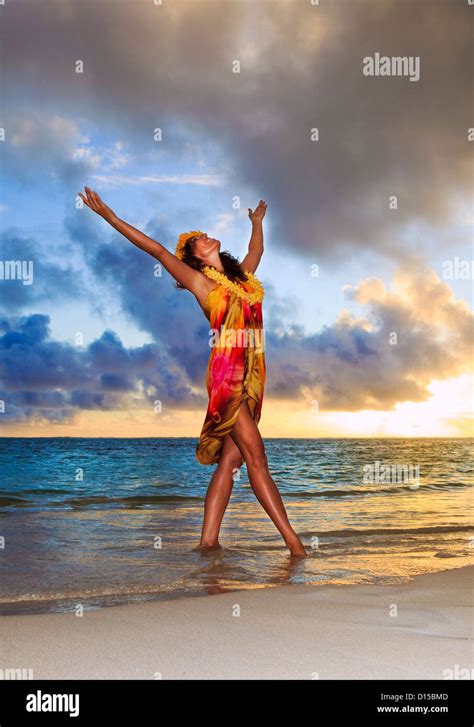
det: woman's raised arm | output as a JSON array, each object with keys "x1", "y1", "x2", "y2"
[
  {"x1": 78, "y1": 186, "x2": 202, "y2": 293},
  {"x1": 240, "y1": 200, "x2": 267, "y2": 274}
]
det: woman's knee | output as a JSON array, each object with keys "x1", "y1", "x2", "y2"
[
  {"x1": 245, "y1": 448, "x2": 268, "y2": 472},
  {"x1": 218, "y1": 452, "x2": 243, "y2": 472},
  {"x1": 230, "y1": 401, "x2": 269, "y2": 472}
]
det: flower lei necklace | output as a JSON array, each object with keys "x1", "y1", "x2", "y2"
[{"x1": 202, "y1": 266, "x2": 264, "y2": 305}]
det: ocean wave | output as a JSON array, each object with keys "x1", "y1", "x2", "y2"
[
  {"x1": 0, "y1": 581, "x2": 185, "y2": 605},
  {"x1": 284, "y1": 481, "x2": 473, "y2": 498},
  {"x1": 299, "y1": 524, "x2": 473, "y2": 538},
  {"x1": 0, "y1": 493, "x2": 203, "y2": 508},
  {"x1": 63, "y1": 494, "x2": 202, "y2": 507},
  {"x1": 0, "y1": 496, "x2": 30, "y2": 507},
  {"x1": 0, "y1": 479, "x2": 471, "y2": 509}
]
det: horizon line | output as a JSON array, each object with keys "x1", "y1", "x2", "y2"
[{"x1": 0, "y1": 435, "x2": 472, "y2": 440}]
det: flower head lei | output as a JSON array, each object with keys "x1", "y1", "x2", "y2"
[{"x1": 175, "y1": 231, "x2": 204, "y2": 261}]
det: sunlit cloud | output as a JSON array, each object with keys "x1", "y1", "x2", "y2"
[{"x1": 92, "y1": 174, "x2": 224, "y2": 187}]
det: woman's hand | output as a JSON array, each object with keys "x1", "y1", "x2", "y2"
[
  {"x1": 78, "y1": 186, "x2": 116, "y2": 222},
  {"x1": 248, "y1": 199, "x2": 267, "y2": 223}
]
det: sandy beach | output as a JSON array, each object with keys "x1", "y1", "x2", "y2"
[{"x1": 1, "y1": 565, "x2": 472, "y2": 680}]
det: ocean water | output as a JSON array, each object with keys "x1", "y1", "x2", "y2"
[{"x1": 0, "y1": 437, "x2": 472, "y2": 615}]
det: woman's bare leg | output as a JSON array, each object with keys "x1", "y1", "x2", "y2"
[
  {"x1": 230, "y1": 399, "x2": 306, "y2": 556},
  {"x1": 197, "y1": 434, "x2": 243, "y2": 549}
]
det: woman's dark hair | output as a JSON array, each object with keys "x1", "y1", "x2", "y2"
[{"x1": 175, "y1": 235, "x2": 247, "y2": 289}]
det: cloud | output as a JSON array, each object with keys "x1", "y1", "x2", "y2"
[
  {"x1": 0, "y1": 264, "x2": 471, "y2": 424},
  {"x1": 265, "y1": 266, "x2": 473, "y2": 410},
  {"x1": 2, "y1": 112, "x2": 136, "y2": 187},
  {"x1": 0, "y1": 228, "x2": 84, "y2": 310},
  {"x1": 92, "y1": 174, "x2": 223, "y2": 187},
  {"x1": 0, "y1": 313, "x2": 204, "y2": 424},
  {"x1": 1, "y1": 0, "x2": 471, "y2": 427},
  {"x1": 3, "y1": 114, "x2": 94, "y2": 186},
  {"x1": 2, "y1": 0, "x2": 471, "y2": 262}
]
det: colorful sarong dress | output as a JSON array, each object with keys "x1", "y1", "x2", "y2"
[{"x1": 196, "y1": 267, "x2": 266, "y2": 465}]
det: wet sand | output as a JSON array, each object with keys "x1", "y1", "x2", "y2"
[{"x1": 1, "y1": 566, "x2": 472, "y2": 680}]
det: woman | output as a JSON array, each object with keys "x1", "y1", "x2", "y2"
[{"x1": 78, "y1": 186, "x2": 306, "y2": 556}]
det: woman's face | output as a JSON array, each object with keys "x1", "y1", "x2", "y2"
[{"x1": 192, "y1": 233, "x2": 220, "y2": 262}]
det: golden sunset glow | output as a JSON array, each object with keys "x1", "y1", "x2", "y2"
[{"x1": 1, "y1": 374, "x2": 471, "y2": 439}]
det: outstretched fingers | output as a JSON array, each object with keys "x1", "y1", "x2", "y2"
[
  {"x1": 77, "y1": 186, "x2": 102, "y2": 214},
  {"x1": 77, "y1": 187, "x2": 96, "y2": 210},
  {"x1": 77, "y1": 191, "x2": 91, "y2": 208}
]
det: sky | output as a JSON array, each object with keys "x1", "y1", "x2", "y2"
[{"x1": 0, "y1": 0, "x2": 472, "y2": 438}]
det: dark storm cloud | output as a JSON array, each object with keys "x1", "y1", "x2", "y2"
[
  {"x1": 0, "y1": 229, "x2": 84, "y2": 310},
  {"x1": 0, "y1": 262, "x2": 471, "y2": 424},
  {"x1": 0, "y1": 313, "x2": 204, "y2": 424},
  {"x1": 3, "y1": 0, "x2": 471, "y2": 262}
]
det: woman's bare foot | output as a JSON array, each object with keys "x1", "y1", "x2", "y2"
[
  {"x1": 193, "y1": 542, "x2": 222, "y2": 552},
  {"x1": 285, "y1": 536, "x2": 307, "y2": 557}
]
